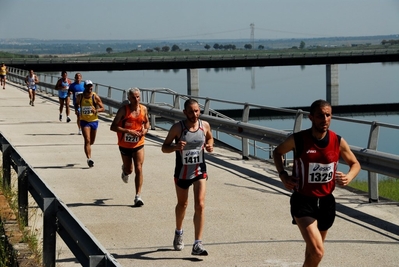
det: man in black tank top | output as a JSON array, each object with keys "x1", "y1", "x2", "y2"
[{"x1": 162, "y1": 99, "x2": 214, "y2": 256}]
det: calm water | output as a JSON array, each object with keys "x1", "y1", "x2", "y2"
[{"x1": 75, "y1": 63, "x2": 398, "y2": 179}]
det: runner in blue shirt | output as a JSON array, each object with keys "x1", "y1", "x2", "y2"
[{"x1": 68, "y1": 73, "x2": 85, "y2": 135}]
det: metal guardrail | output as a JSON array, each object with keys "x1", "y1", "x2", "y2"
[
  {"x1": 0, "y1": 134, "x2": 121, "y2": 267},
  {"x1": 2, "y1": 66, "x2": 399, "y2": 265},
  {"x1": 7, "y1": 66, "x2": 399, "y2": 199}
]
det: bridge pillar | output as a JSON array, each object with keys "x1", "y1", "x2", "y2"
[
  {"x1": 187, "y1": 69, "x2": 199, "y2": 97},
  {"x1": 326, "y1": 64, "x2": 339, "y2": 105}
]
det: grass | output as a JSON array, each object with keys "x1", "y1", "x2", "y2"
[
  {"x1": 349, "y1": 177, "x2": 399, "y2": 202},
  {"x1": 88, "y1": 44, "x2": 399, "y2": 58},
  {"x1": 0, "y1": 171, "x2": 41, "y2": 266}
]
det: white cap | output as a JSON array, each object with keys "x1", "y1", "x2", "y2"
[{"x1": 84, "y1": 80, "x2": 93, "y2": 86}]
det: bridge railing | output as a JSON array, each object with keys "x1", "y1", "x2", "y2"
[
  {"x1": 6, "y1": 67, "x2": 399, "y2": 203},
  {"x1": 0, "y1": 133, "x2": 121, "y2": 267}
]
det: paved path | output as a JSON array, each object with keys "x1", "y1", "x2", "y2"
[{"x1": 1, "y1": 83, "x2": 398, "y2": 267}]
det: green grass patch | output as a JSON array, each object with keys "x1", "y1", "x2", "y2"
[{"x1": 349, "y1": 177, "x2": 399, "y2": 202}]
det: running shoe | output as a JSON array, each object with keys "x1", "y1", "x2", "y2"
[
  {"x1": 66, "y1": 116, "x2": 71, "y2": 123},
  {"x1": 173, "y1": 232, "x2": 184, "y2": 251},
  {"x1": 191, "y1": 242, "x2": 208, "y2": 256},
  {"x1": 87, "y1": 159, "x2": 94, "y2": 168},
  {"x1": 59, "y1": 114, "x2": 62, "y2": 121},
  {"x1": 121, "y1": 165, "x2": 129, "y2": 183},
  {"x1": 78, "y1": 129, "x2": 82, "y2": 135},
  {"x1": 29, "y1": 100, "x2": 32, "y2": 106},
  {"x1": 134, "y1": 195, "x2": 144, "y2": 207},
  {"x1": 31, "y1": 102, "x2": 34, "y2": 107}
]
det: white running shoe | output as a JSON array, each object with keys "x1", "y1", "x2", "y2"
[
  {"x1": 134, "y1": 195, "x2": 144, "y2": 207},
  {"x1": 121, "y1": 165, "x2": 129, "y2": 183},
  {"x1": 173, "y1": 232, "x2": 184, "y2": 251}
]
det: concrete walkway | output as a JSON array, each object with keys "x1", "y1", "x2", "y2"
[{"x1": 1, "y1": 82, "x2": 398, "y2": 267}]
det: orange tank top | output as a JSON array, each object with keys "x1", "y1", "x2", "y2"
[{"x1": 117, "y1": 104, "x2": 147, "y2": 148}]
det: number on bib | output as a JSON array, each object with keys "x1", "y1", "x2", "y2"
[
  {"x1": 124, "y1": 134, "x2": 139, "y2": 143},
  {"x1": 182, "y1": 149, "x2": 203, "y2": 165},
  {"x1": 308, "y1": 162, "x2": 334, "y2": 183},
  {"x1": 82, "y1": 106, "x2": 92, "y2": 115}
]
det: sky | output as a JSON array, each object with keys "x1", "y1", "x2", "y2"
[{"x1": 1, "y1": 0, "x2": 398, "y2": 41}]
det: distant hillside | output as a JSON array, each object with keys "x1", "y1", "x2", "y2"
[{"x1": 0, "y1": 35, "x2": 398, "y2": 55}]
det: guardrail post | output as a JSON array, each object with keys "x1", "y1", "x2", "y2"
[
  {"x1": 50, "y1": 76, "x2": 55, "y2": 96},
  {"x1": 43, "y1": 74, "x2": 48, "y2": 94},
  {"x1": 17, "y1": 165, "x2": 29, "y2": 225},
  {"x1": 122, "y1": 90, "x2": 127, "y2": 102},
  {"x1": 293, "y1": 110, "x2": 303, "y2": 133},
  {"x1": 242, "y1": 104, "x2": 250, "y2": 160},
  {"x1": 89, "y1": 255, "x2": 106, "y2": 267},
  {"x1": 43, "y1": 197, "x2": 57, "y2": 267},
  {"x1": 107, "y1": 86, "x2": 112, "y2": 116},
  {"x1": 1, "y1": 142, "x2": 12, "y2": 189},
  {"x1": 150, "y1": 91, "x2": 156, "y2": 130},
  {"x1": 173, "y1": 95, "x2": 180, "y2": 109},
  {"x1": 367, "y1": 121, "x2": 379, "y2": 202},
  {"x1": 203, "y1": 98, "x2": 211, "y2": 115}
]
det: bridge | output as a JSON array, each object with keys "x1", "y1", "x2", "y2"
[
  {"x1": 1, "y1": 71, "x2": 399, "y2": 266},
  {"x1": 3, "y1": 48, "x2": 399, "y2": 106},
  {"x1": 2, "y1": 49, "x2": 399, "y2": 71}
]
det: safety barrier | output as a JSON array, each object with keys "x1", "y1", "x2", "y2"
[{"x1": 0, "y1": 134, "x2": 121, "y2": 267}]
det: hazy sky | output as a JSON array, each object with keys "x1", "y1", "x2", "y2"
[{"x1": 1, "y1": 0, "x2": 398, "y2": 41}]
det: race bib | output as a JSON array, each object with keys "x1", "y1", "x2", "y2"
[
  {"x1": 124, "y1": 133, "x2": 139, "y2": 143},
  {"x1": 82, "y1": 106, "x2": 92, "y2": 115},
  {"x1": 182, "y1": 149, "x2": 203, "y2": 165},
  {"x1": 308, "y1": 162, "x2": 334, "y2": 183}
]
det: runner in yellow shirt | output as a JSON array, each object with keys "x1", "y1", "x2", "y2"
[{"x1": 76, "y1": 80, "x2": 105, "y2": 167}]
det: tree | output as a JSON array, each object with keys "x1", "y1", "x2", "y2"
[
  {"x1": 258, "y1": 45, "x2": 265, "y2": 50},
  {"x1": 299, "y1": 41, "x2": 305, "y2": 49},
  {"x1": 171, "y1": 44, "x2": 180, "y2": 52},
  {"x1": 106, "y1": 47, "x2": 113, "y2": 54},
  {"x1": 204, "y1": 44, "x2": 211, "y2": 50},
  {"x1": 161, "y1": 46, "x2": 170, "y2": 52},
  {"x1": 244, "y1": 44, "x2": 252, "y2": 50},
  {"x1": 153, "y1": 47, "x2": 161, "y2": 52},
  {"x1": 213, "y1": 43, "x2": 220, "y2": 50}
]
